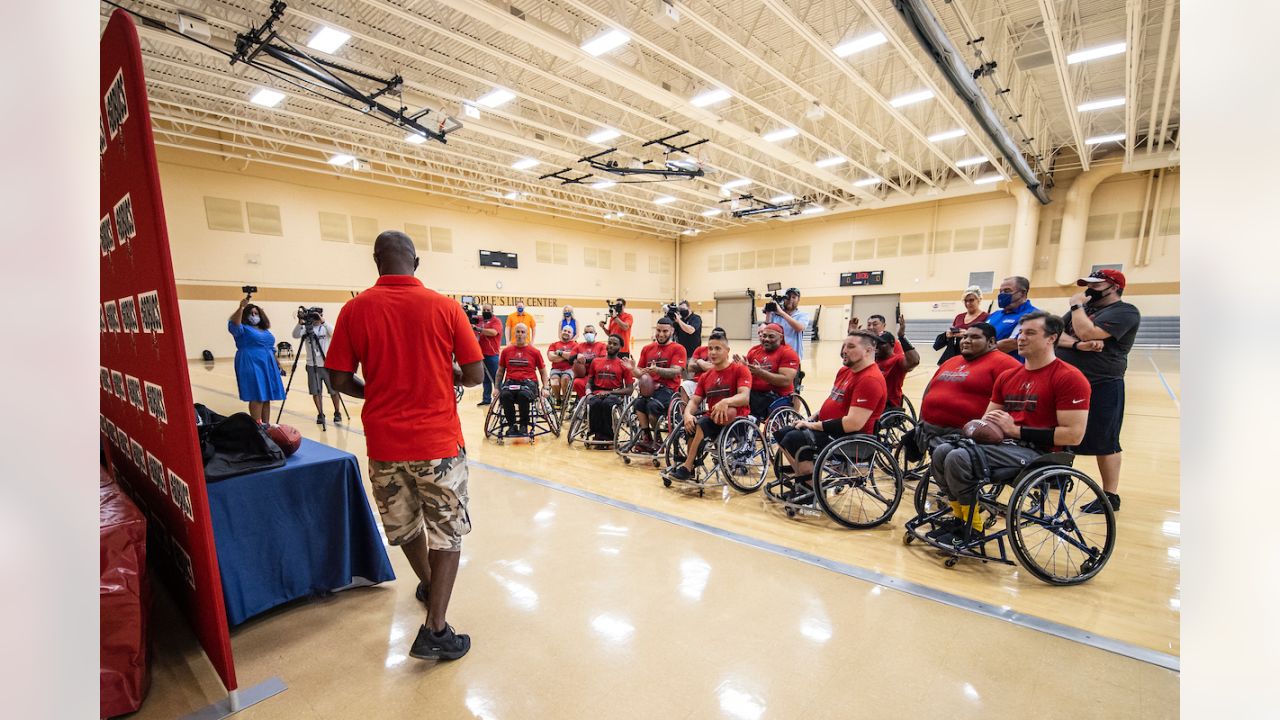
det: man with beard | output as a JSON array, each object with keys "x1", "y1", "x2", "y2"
[
  {"x1": 474, "y1": 303, "x2": 503, "y2": 406},
  {"x1": 629, "y1": 318, "x2": 687, "y2": 452},
  {"x1": 874, "y1": 325, "x2": 920, "y2": 411},
  {"x1": 917, "y1": 322, "x2": 1020, "y2": 446},
  {"x1": 737, "y1": 323, "x2": 800, "y2": 420},
  {"x1": 665, "y1": 331, "x2": 751, "y2": 482},
  {"x1": 585, "y1": 334, "x2": 635, "y2": 445}
]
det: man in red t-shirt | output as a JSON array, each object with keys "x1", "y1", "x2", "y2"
[
  {"x1": 604, "y1": 298, "x2": 634, "y2": 356},
  {"x1": 572, "y1": 324, "x2": 608, "y2": 399},
  {"x1": 629, "y1": 318, "x2": 687, "y2": 451},
  {"x1": 495, "y1": 323, "x2": 549, "y2": 438},
  {"x1": 585, "y1": 334, "x2": 636, "y2": 443},
  {"x1": 919, "y1": 322, "x2": 1019, "y2": 441},
  {"x1": 474, "y1": 303, "x2": 503, "y2": 406},
  {"x1": 930, "y1": 311, "x2": 1091, "y2": 541},
  {"x1": 874, "y1": 329, "x2": 920, "y2": 410},
  {"x1": 665, "y1": 331, "x2": 751, "y2": 482},
  {"x1": 680, "y1": 330, "x2": 717, "y2": 402},
  {"x1": 326, "y1": 230, "x2": 482, "y2": 661},
  {"x1": 546, "y1": 326, "x2": 578, "y2": 409},
  {"x1": 738, "y1": 323, "x2": 800, "y2": 419},
  {"x1": 773, "y1": 332, "x2": 887, "y2": 486}
]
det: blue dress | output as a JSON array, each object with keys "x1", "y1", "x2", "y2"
[{"x1": 228, "y1": 321, "x2": 286, "y2": 402}]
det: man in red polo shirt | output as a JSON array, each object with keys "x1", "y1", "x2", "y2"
[
  {"x1": 572, "y1": 324, "x2": 608, "y2": 399},
  {"x1": 665, "y1": 331, "x2": 751, "y2": 482},
  {"x1": 738, "y1": 323, "x2": 800, "y2": 420},
  {"x1": 546, "y1": 326, "x2": 578, "y2": 410},
  {"x1": 473, "y1": 303, "x2": 503, "y2": 406},
  {"x1": 327, "y1": 230, "x2": 483, "y2": 662},
  {"x1": 630, "y1": 318, "x2": 687, "y2": 452}
]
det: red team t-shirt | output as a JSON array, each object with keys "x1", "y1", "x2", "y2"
[
  {"x1": 476, "y1": 316, "x2": 503, "y2": 356},
  {"x1": 606, "y1": 312, "x2": 634, "y2": 354},
  {"x1": 921, "y1": 350, "x2": 1021, "y2": 429},
  {"x1": 546, "y1": 340, "x2": 577, "y2": 371},
  {"x1": 818, "y1": 363, "x2": 888, "y2": 434},
  {"x1": 990, "y1": 359, "x2": 1092, "y2": 451},
  {"x1": 690, "y1": 346, "x2": 711, "y2": 376},
  {"x1": 875, "y1": 354, "x2": 908, "y2": 408},
  {"x1": 499, "y1": 344, "x2": 544, "y2": 383},
  {"x1": 745, "y1": 344, "x2": 800, "y2": 395},
  {"x1": 588, "y1": 356, "x2": 634, "y2": 392},
  {"x1": 637, "y1": 341, "x2": 688, "y2": 390},
  {"x1": 693, "y1": 362, "x2": 752, "y2": 418}
]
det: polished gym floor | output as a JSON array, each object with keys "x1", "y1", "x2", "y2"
[{"x1": 144, "y1": 340, "x2": 1180, "y2": 718}]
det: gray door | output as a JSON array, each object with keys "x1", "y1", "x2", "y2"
[
  {"x1": 714, "y1": 291, "x2": 757, "y2": 341},
  {"x1": 850, "y1": 293, "x2": 901, "y2": 335}
]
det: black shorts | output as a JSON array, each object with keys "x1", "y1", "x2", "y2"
[
  {"x1": 500, "y1": 380, "x2": 538, "y2": 403},
  {"x1": 776, "y1": 426, "x2": 833, "y2": 463},
  {"x1": 1074, "y1": 378, "x2": 1125, "y2": 455},
  {"x1": 749, "y1": 391, "x2": 782, "y2": 420},
  {"x1": 635, "y1": 386, "x2": 675, "y2": 418},
  {"x1": 695, "y1": 415, "x2": 731, "y2": 441}
]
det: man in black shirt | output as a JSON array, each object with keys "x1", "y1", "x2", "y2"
[
  {"x1": 1056, "y1": 269, "x2": 1142, "y2": 514},
  {"x1": 672, "y1": 300, "x2": 703, "y2": 358}
]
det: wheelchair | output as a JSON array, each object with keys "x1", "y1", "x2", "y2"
[
  {"x1": 565, "y1": 392, "x2": 626, "y2": 450},
  {"x1": 760, "y1": 394, "x2": 811, "y2": 459},
  {"x1": 764, "y1": 424, "x2": 904, "y2": 529},
  {"x1": 454, "y1": 384, "x2": 464, "y2": 404},
  {"x1": 661, "y1": 412, "x2": 769, "y2": 496},
  {"x1": 614, "y1": 394, "x2": 686, "y2": 467},
  {"x1": 483, "y1": 383, "x2": 561, "y2": 445},
  {"x1": 903, "y1": 439, "x2": 1116, "y2": 585},
  {"x1": 876, "y1": 406, "x2": 927, "y2": 487}
]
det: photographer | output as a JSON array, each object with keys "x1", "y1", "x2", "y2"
[
  {"x1": 227, "y1": 298, "x2": 286, "y2": 423},
  {"x1": 292, "y1": 307, "x2": 343, "y2": 425},
  {"x1": 474, "y1": 303, "x2": 503, "y2": 406},
  {"x1": 670, "y1": 300, "x2": 703, "y2": 358},
  {"x1": 765, "y1": 287, "x2": 810, "y2": 365},
  {"x1": 604, "y1": 298, "x2": 634, "y2": 356}
]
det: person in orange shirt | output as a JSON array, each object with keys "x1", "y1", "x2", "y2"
[{"x1": 505, "y1": 301, "x2": 537, "y2": 343}]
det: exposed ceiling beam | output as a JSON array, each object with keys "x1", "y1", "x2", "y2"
[
  {"x1": 1036, "y1": 0, "x2": 1089, "y2": 171},
  {"x1": 1145, "y1": 0, "x2": 1177, "y2": 153},
  {"x1": 1124, "y1": 0, "x2": 1145, "y2": 164}
]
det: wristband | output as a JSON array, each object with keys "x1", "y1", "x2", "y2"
[
  {"x1": 1070, "y1": 304, "x2": 1081, "y2": 312},
  {"x1": 1020, "y1": 427, "x2": 1055, "y2": 447},
  {"x1": 898, "y1": 336, "x2": 915, "y2": 352},
  {"x1": 1072, "y1": 340, "x2": 1081, "y2": 349},
  {"x1": 821, "y1": 418, "x2": 846, "y2": 437}
]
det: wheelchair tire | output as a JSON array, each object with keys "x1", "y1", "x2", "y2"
[
  {"x1": 877, "y1": 411, "x2": 928, "y2": 482},
  {"x1": 566, "y1": 398, "x2": 589, "y2": 446},
  {"x1": 482, "y1": 400, "x2": 503, "y2": 439},
  {"x1": 790, "y1": 394, "x2": 811, "y2": 417},
  {"x1": 901, "y1": 395, "x2": 918, "y2": 423},
  {"x1": 539, "y1": 396, "x2": 562, "y2": 437},
  {"x1": 763, "y1": 407, "x2": 803, "y2": 457},
  {"x1": 664, "y1": 423, "x2": 689, "y2": 471},
  {"x1": 613, "y1": 397, "x2": 641, "y2": 456},
  {"x1": 813, "y1": 435, "x2": 903, "y2": 529},
  {"x1": 718, "y1": 417, "x2": 768, "y2": 493},
  {"x1": 454, "y1": 384, "x2": 464, "y2": 404},
  {"x1": 911, "y1": 466, "x2": 950, "y2": 517},
  {"x1": 1007, "y1": 465, "x2": 1116, "y2": 585}
]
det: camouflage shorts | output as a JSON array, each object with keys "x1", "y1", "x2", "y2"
[{"x1": 368, "y1": 451, "x2": 471, "y2": 551}]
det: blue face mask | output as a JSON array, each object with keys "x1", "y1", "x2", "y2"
[
  {"x1": 583, "y1": 333, "x2": 596, "y2": 343},
  {"x1": 517, "y1": 306, "x2": 525, "y2": 313},
  {"x1": 996, "y1": 292, "x2": 1014, "y2": 309}
]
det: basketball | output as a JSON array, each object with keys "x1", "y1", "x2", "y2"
[
  {"x1": 265, "y1": 423, "x2": 302, "y2": 457},
  {"x1": 637, "y1": 373, "x2": 656, "y2": 398},
  {"x1": 962, "y1": 419, "x2": 1004, "y2": 445},
  {"x1": 573, "y1": 357, "x2": 587, "y2": 378}
]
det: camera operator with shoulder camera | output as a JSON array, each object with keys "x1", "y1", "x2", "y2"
[
  {"x1": 604, "y1": 298, "x2": 634, "y2": 356},
  {"x1": 292, "y1": 306, "x2": 344, "y2": 425},
  {"x1": 765, "y1": 288, "x2": 810, "y2": 391},
  {"x1": 471, "y1": 302, "x2": 503, "y2": 406},
  {"x1": 667, "y1": 300, "x2": 702, "y2": 358}
]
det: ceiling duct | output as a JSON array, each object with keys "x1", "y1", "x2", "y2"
[{"x1": 893, "y1": 0, "x2": 1051, "y2": 204}]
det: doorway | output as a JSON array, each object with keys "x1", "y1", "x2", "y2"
[{"x1": 850, "y1": 293, "x2": 901, "y2": 335}]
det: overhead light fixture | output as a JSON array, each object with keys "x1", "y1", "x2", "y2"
[
  {"x1": 586, "y1": 127, "x2": 621, "y2": 144},
  {"x1": 690, "y1": 88, "x2": 731, "y2": 107},
  {"x1": 956, "y1": 155, "x2": 989, "y2": 168},
  {"x1": 476, "y1": 87, "x2": 516, "y2": 108},
  {"x1": 770, "y1": 194, "x2": 796, "y2": 203},
  {"x1": 306, "y1": 26, "x2": 351, "y2": 54},
  {"x1": 681, "y1": 228, "x2": 700, "y2": 236},
  {"x1": 327, "y1": 153, "x2": 357, "y2": 168},
  {"x1": 762, "y1": 127, "x2": 799, "y2": 142},
  {"x1": 800, "y1": 205, "x2": 826, "y2": 215},
  {"x1": 815, "y1": 155, "x2": 847, "y2": 168},
  {"x1": 603, "y1": 212, "x2": 616, "y2": 219},
  {"x1": 249, "y1": 88, "x2": 285, "y2": 108},
  {"x1": 1067, "y1": 42, "x2": 1126, "y2": 65},
  {"x1": 404, "y1": 132, "x2": 427, "y2": 145},
  {"x1": 590, "y1": 180, "x2": 616, "y2": 190},
  {"x1": 974, "y1": 174, "x2": 1005, "y2": 185},
  {"x1": 805, "y1": 103, "x2": 826, "y2": 121},
  {"x1": 1085, "y1": 133, "x2": 1126, "y2": 145},
  {"x1": 615, "y1": 212, "x2": 626, "y2": 218},
  {"x1": 654, "y1": 195, "x2": 676, "y2": 205},
  {"x1": 721, "y1": 178, "x2": 751, "y2": 190},
  {"x1": 701, "y1": 208, "x2": 722, "y2": 217},
  {"x1": 833, "y1": 32, "x2": 887, "y2": 57},
  {"x1": 581, "y1": 28, "x2": 631, "y2": 56},
  {"x1": 927, "y1": 128, "x2": 966, "y2": 142},
  {"x1": 853, "y1": 176, "x2": 881, "y2": 187},
  {"x1": 462, "y1": 103, "x2": 480, "y2": 119},
  {"x1": 511, "y1": 157, "x2": 539, "y2": 170},
  {"x1": 503, "y1": 190, "x2": 523, "y2": 200},
  {"x1": 1078, "y1": 97, "x2": 1126, "y2": 112},
  {"x1": 889, "y1": 89, "x2": 934, "y2": 108}
]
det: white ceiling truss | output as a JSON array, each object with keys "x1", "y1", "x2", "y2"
[{"x1": 102, "y1": 0, "x2": 1179, "y2": 239}]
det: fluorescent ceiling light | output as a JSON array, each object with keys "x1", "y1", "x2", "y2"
[
  {"x1": 1078, "y1": 97, "x2": 1126, "y2": 112},
  {"x1": 770, "y1": 194, "x2": 796, "y2": 203},
  {"x1": 586, "y1": 127, "x2": 621, "y2": 144},
  {"x1": 476, "y1": 87, "x2": 516, "y2": 108},
  {"x1": 956, "y1": 155, "x2": 988, "y2": 168},
  {"x1": 800, "y1": 205, "x2": 826, "y2": 215},
  {"x1": 762, "y1": 127, "x2": 799, "y2": 142},
  {"x1": 1085, "y1": 133, "x2": 1126, "y2": 145},
  {"x1": 654, "y1": 195, "x2": 676, "y2": 205},
  {"x1": 853, "y1": 176, "x2": 881, "y2": 187},
  {"x1": 928, "y1": 128, "x2": 966, "y2": 142},
  {"x1": 327, "y1": 153, "x2": 356, "y2": 167},
  {"x1": 814, "y1": 155, "x2": 847, "y2": 168},
  {"x1": 511, "y1": 157, "x2": 539, "y2": 170},
  {"x1": 404, "y1": 132, "x2": 427, "y2": 145},
  {"x1": 615, "y1": 212, "x2": 626, "y2": 218},
  {"x1": 681, "y1": 229, "x2": 699, "y2": 235},
  {"x1": 249, "y1": 88, "x2": 285, "y2": 108},
  {"x1": 889, "y1": 89, "x2": 934, "y2": 108},
  {"x1": 590, "y1": 180, "x2": 616, "y2": 190},
  {"x1": 581, "y1": 28, "x2": 631, "y2": 56},
  {"x1": 701, "y1": 208, "x2": 722, "y2": 217},
  {"x1": 721, "y1": 178, "x2": 751, "y2": 190},
  {"x1": 974, "y1": 174, "x2": 1005, "y2": 185},
  {"x1": 1067, "y1": 42, "x2": 1126, "y2": 65},
  {"x1": 833, "y1": 32, "x2": 887, "y2": 57},
  {"x1": 306, "y1": 26, "x2": 350, "y2": 54},
  {"x1": 691, "y1": 88, "x2": 731, "y2": 107},
  {"x1": 462, "y1": 103, "x2": 480, "y2": 119},
  {"x1": 503, "y1": 191, "x2": 523, "y2": 200}
]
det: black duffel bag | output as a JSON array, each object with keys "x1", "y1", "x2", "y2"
[{"x1": 194, "y1": 404, "x2": 285, "y2": 481}]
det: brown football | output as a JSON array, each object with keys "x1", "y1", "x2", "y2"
[
  {"x1": 573, "y1": 357, "x2": 587, "y2": 378},
  {"x1": 637, "y1": 373, "x2": 656, "y2": 398},
  {"x1": 962, "y1": 418, "x2": 1004, "y2": 444}
]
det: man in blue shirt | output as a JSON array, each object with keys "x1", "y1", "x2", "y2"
[
  {"x1": 766, "y1": 287, "x2": 811, "y2": 364},
  {"x1": 986, "y1": 275, "x2": 1038, "y2": 362}
]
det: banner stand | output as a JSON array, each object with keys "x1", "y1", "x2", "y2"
[{"x1": 178, "y1": 677, "x2": 288, "y2": 720}]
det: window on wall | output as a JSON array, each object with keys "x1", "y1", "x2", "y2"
[
  {"x1": 724, "y1": 253, "x2": 739, "y2": 271},
  {"x1": 1158, "y1": 207, "x2": 1180, "y2": 236},
  {"x1": 953, "y1": 227, "x2": 980, "y2": 252},
  {"x1": 429, "y1": 227, "x2": 453, "y2": 253},
  {"x1": 774, "y1": 247, "x2": 792, "y2": 267},
  {"x1": 854, "y1": 238, "x2": 875, "y2": 260},
  {"x1": 625, "y1": 252, "x2": 636, "y2": 271},
  {"x1": 931, "y1": 230, "x2": 951, "y2": 253},
  {"x1": 405, "y1": 223, "x2": 431, "y2": 251},
  {"x1": 982, "y1": 225, "x2": 1010, "y2": 249},
  {"x1": 1091, "y1": 263, "x2": 1123, "y2": 273},
  {"x1": 596, "y1": 248, "x2": 611, "y2": 269},
  {"x1": 1118, "y1": 211, "x2": 1142, "y2": 239},
  {"x1": 1085, "y1": 214, "x2": 1118, "y2": 242},
  {"x1": 351, "y1": 216, "x2": 379, "y2": 245},
  {"x1": 739, "y1": 251, "x2": 755, "y2": 269},
  {"x1": 876, "y1": 236, "x2": 900, "y2": 258},
  {"x1": 318, "y1": 211, "x2": 349, "y2": 243},
  {"x1": 900, "y1": 233, "x2": 924, "y2": 256},
  {"x1": 832, "y1": 240, "x2": 852, "y2": 262},
  {"x1": 584, "y1": 247, "x2": 598, "y2": 268},
  {"x1": 708, "y1": 254, "x2": 722, "y2": 272},
  {"x1": 204, "y1": 197, "x2": 244, "y2": 232},
  {"x1": 792, "y1": 245, "x2": 810, "y2": 265},
  {"x1": 757, "y1": 249, "x2": 773, "y2": 268},
  {"x1": 967, "y1": 271, "x2": 995, "y2": 294},
  {"x1": 245, "y1": 202, "x2": 283, "y2": 236}
]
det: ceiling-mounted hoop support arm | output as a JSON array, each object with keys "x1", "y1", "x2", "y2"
[
  {"x1": 539, "y1": 167, "x2": 594, "y2": 185},
  {"x1": 723, "y1": 192, "x2": 804, "y2": 219}
]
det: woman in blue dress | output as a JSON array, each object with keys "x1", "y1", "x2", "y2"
[{"x1": 228, "y1": 298, "x2": 286, "y2": 423}]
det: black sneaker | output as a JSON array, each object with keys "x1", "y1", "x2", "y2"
[
  {"x1": 477, "y1": 400, "x2": 490, "y2": 407},
  {"x1": 415, "y1": 581, "x2": 428, "y2": 605},
  {"x1": 333, "y1": 412, "x2": 342, "y2": 424},
  {"x1": 926, "y1": 517, "x2": 965, "y2": 540},
  {"x1": 408, "y1": 623, "x2": 470, "y2": 661},
  {"x1": 668, "y1": 466, "x2": 692, "y2": 481},
  {"x1": 1081, "y1": 492, "x2": 1121, "y2": 514},
  {"x1": 316, "y1": 413, "x2": 325, "y2": 426}
]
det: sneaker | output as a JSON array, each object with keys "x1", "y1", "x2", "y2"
[
  {"x1": 333, "y1": 412, "x2": 342, "y2": 424},
  {"x1": 408, "y1": 623, "x2": 470, "y2": 661},
  {"x1": 926, "y1": 517, "x2": 965, "y2": 540},
  {"x1": 1081, "y1": 492, "x2": 1121, "y2": 514},
  {"x1": 477, "y1": 400, "x2": 491, "y2": 407},
  {"x1": 415, "y1": 581, "x2": 428, "y2": 605},
  {"x1": 315, "y1": 413, "x2": 325, "y2": 426},
  {"x1": 668, "y1": 466, "x2": 692, "y2": 482}
]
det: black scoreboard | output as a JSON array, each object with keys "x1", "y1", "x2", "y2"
[
  {"x1": 479, "y1": 250, "x2": 518, "y2": 269},
  {"x1": 840, "y1": 270, "x2": 884, "y2": 287}
]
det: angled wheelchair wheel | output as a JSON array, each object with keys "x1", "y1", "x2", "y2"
[
  {"x1": 813, "y1": 435, "x2": 903, "y2": 529},
  {"x1": 1007, "y1": 465, "x2": 1116, "y2": 585},
  {"x1": 483, "y1": 399, "x2": 504, "y2": 439},
  {"x1": 764, "y1": 407, "x2": 803, "y2": 456},
  {"x1": 454, "y1": 384, "x2": 464, "y2": 404},
  {"x1": 901, "y1": 395, "x2": 918, "y2": 423},
  {"x1": 664, "y1": 423, "x2": 690, "y2": 471},
  {"x1": 790, "y1": 394, "x2": 811, "y2": 417},
  {"x1": 539, "y1": 396, "x2": 562, "y2": 437},
  {"x1": 877, "y1": 411, "x2": 928, "y2": 482},
  {"x1": 911, "y1": 466, "x2": 950, "y2": 517},
  {"x1": 613, "y1": 397, "x2": 641, "y2": 455},
  {"x1": 718, "y1": 417, "x2": 768, "y2": 493},
  {"x1": 566, "y1": 397, "x2": 590, "y2": 445}
]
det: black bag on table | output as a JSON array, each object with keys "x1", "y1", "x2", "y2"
[{"x1": 193, "y1": 404, "x2": 285, "y2": 481}]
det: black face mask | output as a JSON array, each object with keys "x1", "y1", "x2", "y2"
[
  {"x1": 680, "y1": 308, "x2": 690, "y2": 318},
  {"x1": 1084, "y1": 288, "x2": 1108, "y2": 303},
  {"x1": 482, "y1": 311, "x2": 493, "y2": 319}
]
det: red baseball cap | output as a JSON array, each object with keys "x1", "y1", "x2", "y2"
[
  {"x1": 1077, "y1": 268, "x2": 1126, "y2": 290},
  {"x1": 762, "y1": 323, "x2": 786, "y2": 336}
]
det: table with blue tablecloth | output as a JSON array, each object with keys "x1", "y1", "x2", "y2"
[{"x1": 207, "y1": 438, "x2": 395, "y2": 625}]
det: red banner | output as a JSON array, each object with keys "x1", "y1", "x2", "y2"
[{"x1": 100, "y1": 10, "x2": 236, "y2": 691}]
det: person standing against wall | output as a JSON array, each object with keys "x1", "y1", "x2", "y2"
[{"x1": 506, "y1": 301, "x2": 537, "y2": 343}]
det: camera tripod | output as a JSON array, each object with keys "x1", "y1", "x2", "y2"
[{"x1": 278, "y1": 324, "x2": 350, "y2": 430}]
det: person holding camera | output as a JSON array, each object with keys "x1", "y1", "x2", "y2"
[
  {"x1": 292, "y1": 307, "x2": 343, "y2": 425},
  {"x1": 931, "y1": 286, "x2": 990, "y2": 366},
  {"x1": 495, "y1": 323, "x2": 549, "y2": 438},
  {"x1": 670, "y1": 300, "x2": 703, "y2": 358},
  {"x1": 474, "y1": 303, "x2": 503, "y2": 406},
  {"x1": 765, "y1": 288, "x2": 810, "y2": 363},
  {"x1": 505, "y1": 301, "x2": 537, "y2": 343},
  {"x1": 604, "y1": 298, "x2": 634, "y2": 356},
  {"x1": 227, "y1": 298, "x2": 286, "y2": 423}
]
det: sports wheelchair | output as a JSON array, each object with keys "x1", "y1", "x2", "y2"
[
  {"x1": 565, "y1": 392, "x2": 630, "y2": 450},
  {"x1": 661, "y1": 412, "x2": 770, "y2": 496},
  {"x1": 483, "y1": 383, "x2": 561, "y2": 445},
  {"x1": 903, "y1": 439, "x2": 1116, "y2": 585},
  {"x1": 764, "y1": 423, "x2": 905, "y2": 529},
  {"x1": 613, "y1": 393, "x2": 686, "y2": 467}
]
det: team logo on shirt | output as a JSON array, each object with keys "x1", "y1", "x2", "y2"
[
  {"x1": 507, "y1": 350, "x2": 533, "y2": 368},
  {"x1": 1003, "y1": 383, "x2": 1039, "y2": 412},
  {"x1": 936, "y1": 364, "x2": 970, "y2": 382}
]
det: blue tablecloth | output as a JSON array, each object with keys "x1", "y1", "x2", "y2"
[{"x1": 207, "y1": 439, "x2": 395, "y2": 625}]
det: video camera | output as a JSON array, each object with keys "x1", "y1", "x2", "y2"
[
  {"x1": 607, "y1": 299, "x2": 624, "y2": 317},
  {"x1": 762, "y1": 282, "x2": 786, "y2": 315},
  {"x1": 459, "y1": 295, "x2": 481, "y2": 327},
  {"x1": 242, "y1": 285, "x2": 258, "y2": 299},
  {"x1": 297, "y1": 306, "x2": 324, "y2": 324},
  {"x1": 661, "y1": 302, "x2": 681, "y2": 321}
]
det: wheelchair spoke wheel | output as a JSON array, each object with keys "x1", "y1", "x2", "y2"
[
  {"x1": 664, "y1": 424, "x2": 690, "y2": 469},
  {"x1": 454, "y1": 384, "x2": 464, "y2": 404},
  {"x1": 483, "y1": 401, "x2": 503, "y2": 438},
  {"x1": 764, "y1": 408, "x2": 803, "y2": 456},
  {"x1": 790, "y1": 394, "x2": 811, "y2": 417},
  {"x1": 911, "y1": 467, "x2": 949, "y2": 517},
  {"x1": 541, "y1": 397, "x2": 562, "y2": 437},
  {"x1": 877, "y1": 411, "x2": 928, "y2": 482},
  {"x1": 814, "y1": 437, "x2": 903, "y2": 529},
  {"x1": 1007, "y1": 467, "x2": 1116, "y2": 585},
  {"x1": 719, "y1": 418, "x2": 768, "y2": 493},
  {"x1": 613, "y1": 399, "x2": 640, "y2": 454},
  {"x1": 566, "y1": 399, "x2": 589, "y2": 445}
]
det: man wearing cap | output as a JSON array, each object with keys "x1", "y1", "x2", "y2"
[
  {"x1": 987, "y1": 276, "x2": 1039, "y2": 362},
  {"x1": 766, "y1": 287, "x2": 811, "y2": 365},
  {"x1": 1056, "y1": 269, "x2": 1141, "y2": 514}
]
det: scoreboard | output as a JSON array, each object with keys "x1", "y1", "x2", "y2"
[{"x1": 840, "y1": 270, "x2": 884, "y2": 287}]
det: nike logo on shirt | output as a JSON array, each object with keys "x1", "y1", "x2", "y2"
[{"x1": 1072, "y1": 399, "x2": 1085, "y2": 404}]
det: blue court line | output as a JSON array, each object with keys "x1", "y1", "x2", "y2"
[{"x1": 1147, "y1": 352, "x2": 1181, "y2": 411}]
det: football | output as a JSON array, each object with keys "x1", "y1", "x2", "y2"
[
  {"x1": 637, "y1": 373, "x2": 656, "y2": 398},
  {"x1": 573, "y1": 358, "x2": 587, "y2": 378},
  {"x1": 962, "y1": 418, "x2": 1004, "y2": 445},
  {"x1": 265, "y1": 423, "x2": 302, "y2": 456}
]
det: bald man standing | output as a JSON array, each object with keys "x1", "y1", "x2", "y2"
[{"x1": 327, "y1": 230, "x2": 484, "y2": 661}]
